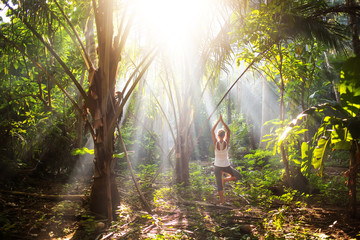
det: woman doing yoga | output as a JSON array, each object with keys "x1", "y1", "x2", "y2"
[{"x1": 211, "y1": 114, "x2": 241, "y2": 204}]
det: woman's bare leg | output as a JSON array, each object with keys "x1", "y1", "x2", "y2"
[{"x1": 218, "y1": 190, "x2": 225, "y2": 204}]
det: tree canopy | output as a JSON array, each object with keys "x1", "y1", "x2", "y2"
[{"x1": 1, "y1": 0, "x2": 360, "y2": 239}]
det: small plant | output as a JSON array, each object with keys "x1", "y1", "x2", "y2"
[
  {"x1": 52, "y1": 200, "x2": 81, "y2": 218},
  {"x1": 79, "y1": 214, "x2": 97, "y2": 235},
  {"x1": 153, "y1": 187, "x2": 176, "y2": 210},
  {"x1": 137, "y1": 163, "x2": 158, "y2": 191},
  {"x1": 233, "y1": 167, "x2": 282, "y2": 207},
  {"x1": 240, "y1": 149, "x2": 278, "y2": 170},
  {"x1": 116, "y1": 203, "x2": 133, "y2": 224},
  {"x1": 145, "y1": 231, "x2": 191, "y2": 239},
  {"x1": 267, "y1": 206, "x2": 288, "y2": 230},
  {"x1": 309, "y1": 173, "x2": 348, "y2": 205},
  {"x1": 229, "y1": 114, "x2": 252, "y2": 156},
  {"x1": 189, "y1": 163, "x2": 214, "y2": 200},
  {"x1": 0, "y1": 212, "x2": 15, "y2": 233}
]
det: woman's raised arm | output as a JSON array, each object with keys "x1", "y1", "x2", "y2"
[
  {"x1": 211, "y1": 116, "x2": 221, "y2": 145},
  {"x1": 220, "y1": 115, "x2": 230, "y2": 143}
]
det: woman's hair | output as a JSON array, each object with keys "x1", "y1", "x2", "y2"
[{"x1": 217, "y1": 129, "x2": 225, "y2": 139}]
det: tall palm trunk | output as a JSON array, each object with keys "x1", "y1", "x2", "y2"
[
  {"x1": 174, "y1": 99, "x2": 192, "y2": 185},
  {"x1": 88, "y1": 0, "x2": 122, "y2": 220},
  {"x1": 175, "y1": 134, "x2": 190, "y2": 185},
  {"x1": 90, "y1": 139, "x2": 119, "y2": 218},
  {"x1": 88, "y1": 67, "x2": 120, "y2": 219}
]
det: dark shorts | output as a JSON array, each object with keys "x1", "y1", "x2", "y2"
[{"x1": 214, "y1": 165, "x2": 241, "y2": 191}]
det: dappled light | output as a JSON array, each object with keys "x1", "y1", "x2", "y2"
[{"x1": 1, "y1": 0, "x2": 360, "y2": 239}]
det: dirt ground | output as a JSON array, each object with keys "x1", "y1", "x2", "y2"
[{"x1": 0, "y1": 167, "x2": 359, "y2": 240}]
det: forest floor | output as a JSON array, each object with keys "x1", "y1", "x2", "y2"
[{"x1": 0, "y1": 162, "x2": 359, "y2": 240}]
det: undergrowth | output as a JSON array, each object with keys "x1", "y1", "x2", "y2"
[{"x1": 99, "y1": 152, "x2": 355, "y2": 239}]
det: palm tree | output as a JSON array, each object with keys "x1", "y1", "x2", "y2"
[{"x1": 2, "y1": 0, "x2": 156, "y2": 220}]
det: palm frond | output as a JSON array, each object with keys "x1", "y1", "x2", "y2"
[{"x1": 280, "y1": 13, "x2": 350, "y2": 52}]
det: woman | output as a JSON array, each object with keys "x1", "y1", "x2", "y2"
[{"x1": 211, "y1": 114, "x2": 241, "y2": 204}]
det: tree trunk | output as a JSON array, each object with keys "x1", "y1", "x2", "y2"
[
  {"x1": 174, "y1": 96, "x2": 193, "y2": 185},
  {"x1": 76, "y1": 74, "x2": 85, "y2": 147},
  {"x1": 88, "y1": 66, "x2": 120, "y2": 220},
  {"x1": 90, "y1": 137, "x2": 120, "y2": 219},
  {"x1": 347, "y1": 0, "x2": 360, "y2": 56},
  {"x1": 280, "y1": 86, "x2": 290, "y2": 184},
  {"x1": 175, "y1": 134, "x2": 190, "y2": 185},
  {"x1": 348, "y1": 140, "x2": 359, "y2": 217},
  {"x1": 88, "y1": 0, "x2": 123, "y2": 220},
  {"x1": 260, "y1": 77, "x2": 278, "y2": 147},
  {"x1": 90, "y1": 173, "x2": 119, "y2": 219},
  {"x1": 85, "y1": 14, "x2": 97, "y2": 67},
  {"x1": 278, "y1": 43, "x2": 290, "y2": 185}
]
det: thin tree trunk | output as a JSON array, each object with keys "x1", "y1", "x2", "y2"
[
  {"x1": 348, "y1": 140, "x2": 359, "y2": 217},
  {"x1": 348, "y1": 0, "x2": 360, "y2": 56},
  {"x1": 85, "y1": 14, "x2": 97, "y2": 67},
  {"x1": 175, "y1": 134, "x2": 190, "y2": 185},
  {"x1": 278, "y1": 43, "x2": 290, "y2": 185},
  {"x1": 118, "y1": 129, "x2": 152, "y2": 214},
  {"x1": 77, "y1": 73, "x2": 85, "y2": 147}
]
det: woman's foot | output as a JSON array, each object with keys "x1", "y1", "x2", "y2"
[
  {"x1": 222, "y1": 174, "x2": 236, "y2": 188},
  {"x1": 224, "y1": 176, "x2": 237, "y2": 182}
]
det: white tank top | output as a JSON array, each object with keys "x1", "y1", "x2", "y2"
[{"x1": 214, "y1": 141, "x2": 230, "y2": 167}]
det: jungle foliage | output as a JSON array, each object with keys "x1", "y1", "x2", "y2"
[{"x1": 0, "y1": 0, "x2": 360, "y2": 239}]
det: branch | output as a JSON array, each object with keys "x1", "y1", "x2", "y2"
[
  {"x1": 131, "y1": 112, "x2": 166, "y2": 155},
  {"x1": 0, "y1": 34, "x2": 96, "y2": 139},
  {"x1": 123, "y1": 53, "x2": 175, "y2": 141},
  {"x1": 122, "y1": 48, "x2": 156, "y2": 95},
  {"x1": 200, "y1": 66, "x2": 217, "y2": 100},
  {"x1": 116, "y1": 10, "x2": 134, "y2": 58},
  {"x1": 52, "y1": 1, "x2": 95, "y2": 71},
  {"x1": 191, "y1": 47, "x2": 269, "y2": 151},
  {"x1": 2, "y1": 191, "x2": 85, "y2": 201},
  {"x1": 312, "y1": 4, "x2": 360, "y2": 17},
  {"x1": 20, "y1": 18, "x2": 88, "y2": 103},
  {"x1": 92, "y1": 0, "x2": 101, "y2": 52},
  {"x1": 1, "y1": 34, "x2": 82, "y2": 113},
  {"x1": 151, "y1": 146, "x2": 175, "y2": 184},
  {"x1": 117, "y1": 129, "x2": 152, "y2": 214},
  {"x1": 109, "y1": 49, "x2": 158, "y2": 135},
  {"x1": 131, "y1": 113, "x2": 175, "y2": 183},
  {"x1": 145, "y1": 81, "x2": 176, "y2": 143},
  {"x1": 162, "y1": 68, "x2": 180, "y2": 144},
  {"x1": 177, "y1": 196, "x2": 233, "y2": 210}
]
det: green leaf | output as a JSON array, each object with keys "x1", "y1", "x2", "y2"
[
  {"x1": 71, "y1": 147, "x2": 94, "y2": 156},
  {"x1": 312, "y1": 137, "x2": 330, "y2": 175},
  {"x1": 301, "y1": 141, "x2": 309, "y2": 159},
  {"x1": 300, "y1": 141, "x2": 313, "y2": 176},
  {"x1": 340, "y1": 57, "x2": 360, "y2": 116},
  {"x1": 113, "y1": 152, "x2": 125, "y2": 158},
  {"x1": 333, "y1": 140, "x2": 350, "y2": 150}
]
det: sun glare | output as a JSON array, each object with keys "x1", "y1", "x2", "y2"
[{"x1": 134, "y1": 0, "x2": 215, "y2": 51}]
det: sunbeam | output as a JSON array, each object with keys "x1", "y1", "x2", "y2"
[{"x1": 132, "y1": 0, "x2": 217, "y2": 53}]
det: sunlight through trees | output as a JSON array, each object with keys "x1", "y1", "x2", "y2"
[{"x1": 1, "y1": 0, "x2": 360, "y2": 239}]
